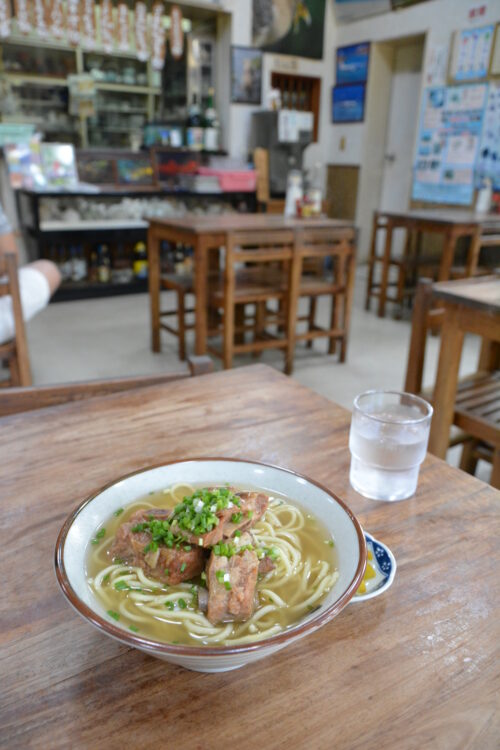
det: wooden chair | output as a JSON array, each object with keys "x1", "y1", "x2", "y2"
[
  {"x1": 365, "y1": 212, "x2": 440, "y2": 317},
  {"x1": 0, "y1": 253, "x2": 32, "y2": 387},
  {"x1": 0, "y1": 355, "x2": 213, "y2": 417},
  {"x1": 159, "y1": 271, "x2": 195, "y2": 361},
  {"x1": 293, "y1": 227, "x2": 356, "y2": 364},
  {"x1": 405, "y1": 278, "x2": 500, "y2": 487},
  {"x1": 253, "y1": 148, "x2": 286, "y2": 215},
  {"x1": 207, "y1": 230, "x2": 296, "y2": 372}
]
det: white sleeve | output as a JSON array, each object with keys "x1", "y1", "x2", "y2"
[{"x1": 0, "y1": 266, "x2": 51, "y2": 345}]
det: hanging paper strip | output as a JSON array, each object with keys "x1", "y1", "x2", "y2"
[
  {"x1": 34, "y1": 0, "x2": 49, "y2": 38},
  {"x1": 0, "y1": 0, "x2": 11, "y2": 38},
  {"x1": 101, "y1": 0, "x2": 114, "y2": 53},
  {"x1": 14, "y1": 0, "x2": 31, "y2": 34},
  {"x1": 170, "y1": 5, "x2": 184, "y2": 61},
  {"x1": 151, "y1": 2, "x2": 166, "y2": 70},
  {"x1": 81, "y1": 0, "x2": 96, "y2": 49},
  {"x1": 135, "y1": 1, "x2": 149, "y2": 61},
  {"x1": 67, "y1": 0, "x2": 80, "y2": 45},
  {"x1": 49, "y1": 0, "x2": 65, "y2": 39},
  {"x1": 117, "y1": 2, "x2": 130, "y2": 51}
]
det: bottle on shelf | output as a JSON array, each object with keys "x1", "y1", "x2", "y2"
[
  {"x1": 97, "y1": 244, "x2": 111, "y2": 283},
  {"x1": 88, "y1": 248, "x2": 99, "y2": 283},
  {"x1": 305, "y1": 162, "x2": 323, "y2": 216},
  {"x1": 132, "y1": 241, "x2": 148, "y2": 279},
  {"x1": 203, "y1": 88, "x2": 220, "y2": 152},
  {"x1": 111, "y1": 243, "x2": 133, "y2": 284},
  {"x1": 186, "y1": 93, "x2": 204, "y2": 151},
  {"x1": 71, "y1": 245, "x2": 87, "y2": 282}
]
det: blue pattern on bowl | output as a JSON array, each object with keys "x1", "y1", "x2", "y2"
[{"x1": 350, "y1": 531, "x2": 396, "y2": 602}]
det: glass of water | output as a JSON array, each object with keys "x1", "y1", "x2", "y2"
[{"x1": 349, "y1": 390, "x2": 433, "y2": 501}]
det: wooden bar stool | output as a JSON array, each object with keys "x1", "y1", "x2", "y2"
[
  {"x1": 207, "y1": 230, "x2": 296, "y2": 372},
  {"x1": 159, "y1": 272, "x2": 195, "y2": 361},
  {"x1": 0, "y1": 253, "x2": 32, "y2": 387},
  {"x1": 293, "y1": 227, "x2": 356, "y2": 364},
  {"x1": 405, "y1": 277, "x2": 500, "y2": 487}
]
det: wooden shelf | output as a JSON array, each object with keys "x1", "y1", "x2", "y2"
[
  {"x1": 5, "y1": 73, "x2": 69, "y2": 86},
  {"x1": 96, "y1": 82, "x2": 160, "y2": 95}
]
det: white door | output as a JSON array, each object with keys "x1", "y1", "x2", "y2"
[{"x1": 379, "y1": 40, "x2": 424, "y2": 213}]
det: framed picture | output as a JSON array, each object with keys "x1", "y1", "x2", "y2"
[
  {"x1": 449, "y1": 24, "x2": 495, "y2": 83},
  {"x1": 231, "y1": 46, "x2": 262, "y2": 105},
  {"x1": 336, "y1": 42, "x2": 370, "y2": 84},
  {"x1": 252, "y1": 0, "x2": 326, "y2": 60},
  {"x1": 332, "y1": 84, "x2": 366, "y2": 123},
  {"x1": 489, "y1": 23, "x2": 500, "y2": 76}
]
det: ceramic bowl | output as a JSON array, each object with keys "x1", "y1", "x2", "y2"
[{"x1": 55, "y1": 458, "x2": 366, "y2": 672}]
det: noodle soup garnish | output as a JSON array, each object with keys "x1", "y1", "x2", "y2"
[{"x1": 87, "y1": 485, "x2": 338, "y2": 647}]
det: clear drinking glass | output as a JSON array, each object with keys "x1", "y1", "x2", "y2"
[{"x1": 349, "y1": 390, "x2": 433, "y2": 501}]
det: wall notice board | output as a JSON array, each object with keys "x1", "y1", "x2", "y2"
[{"x1": 412, "y1": 83, "x2": 488, "y2": 206}]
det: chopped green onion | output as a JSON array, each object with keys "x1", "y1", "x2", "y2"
[
  {"x1": 96, "y1": 528, "x2": 106, "y2": 539},
  {"x1": 224, "y1": 581, "x2": 232, "y2": 591},
  {"x1": 107, "y1": 610, "x2": 120, "y2": 621},
  {"x1": 113, "y1": 508, "x2": 124, "y2": 517},
  {"x1": 114, "y1": 580, "x2": 130, "y2": 591},
  {"x1": 164, "y1": 568, "x2": 170, "y2": 576},
  {"x1": 200, "y1": 571, "x2": 206, "y2": 581},
  {"x1": 216, "y1": 570, "x2": 225, "y2": 583},
  {"x1": 165, "y1": 601, "x2": 175, "y2": 610},
  {"x1": 102, "y1": 573, "x2": 110, "y2": 583},
  {"x1": 178, "y1": 598, "x2": 187, "y2": 609},
  {"x1": 234, "y1": 530, "x2": 242, "y2": 537},
  {"x1": 129, "y1": 625, "x2": 139, "y2": 633},
  {"x1": 328, "y1": 540, "x2": 335, "y2": 547},
  {"x1": 180, "y1": 562, "x2": 186, "y2": 573},
  {"x1": 231, "y1": 512, "x2": 243, "y2": 523},
  {"x1": 183, "y1": 545, "x2": 192, "y2": 552},
  {"x1": 247, "y1": 510, "x2": 253, "y2": 519}
]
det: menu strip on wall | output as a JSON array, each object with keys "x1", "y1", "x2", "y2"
[
  {"x1": 117, "y1": 2, "x2": 130, "y2": 51},
  {"x1": 135, "y1": 1, "x2": 149, "y2": 61},
  {"x1": 0, "y1": 0, "x2": 11, "y2": 38},
  {"x1": 67, "y1": 0, "x2": 80, "y2": 45},
  {"x1": 101, "y1": 0, "x2": 114, "y2": 53},
  {"x1": 151, "y1": 1, "x2": 166, "y2": 70},
  {"x1": 49, "y1": 0, "x2": 65, "y2": 39},
  {"x1": 14, "y1": 0, "x2": 31, "y2": 34}
]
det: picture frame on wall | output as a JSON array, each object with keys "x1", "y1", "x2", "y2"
[
  {"x1": 489, "y1": 23, "x2": 500, "y2": 76},
  {"x1": 336, "y1": 42, "x2": 370, "y2": 84},
  {"x1": 332, "y1": 84, "x2": 366, "y2": 123},
  {"x1": 449, "y1": 24, "x2": 495, "y2": 82},
  {"x1": 231, "y1": 46, "x2": 262, "y2": 105}
]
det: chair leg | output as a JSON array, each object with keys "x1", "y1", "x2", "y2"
[
  {"x1": 177, "y1": 290, "x2": 186, "y2": 361},
  {"x1": 491, "y1": 448, "x2": 500, "y2": 490},
  {"x1": 340, "y1": 249, "x2": 356, "y2": 363},
  {"x1": 365, "y1": 213, "x2": 378, "y2": 311},
  {"x1": 459, "y1": 439, "x2": 479, "y2": 477},
  {"x1": 235, "y1": 303, "x2": 245, "y2": 345},
  {"x1": 395, "y1": 229, "x2": 412, "y2": 319},
  {"x1": 223, "y1": 301, "x2": 234, "y2": 370},
  {"x1": 306, "y1": 297, "x2": 316, "y2": 349},
  {"x1": 253, "y1": 301, "x2": 265, "y2": 358}
]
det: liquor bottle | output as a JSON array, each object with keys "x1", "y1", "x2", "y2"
[
  {"x1": 97, "y1": 244, "x2": 111, "y2": 283},
  {"x1": 203, "y1": 88, "x2": 220, "y2": 152},
  {"x1": 71, "y1": 245, "x2": 87, "y2": 282},
  {"x1": 112, "y1": 243, "x2": 133, "y2": 283},
  {"x1": 132, "y1": 241, "x2": 148, "y2": 279},
  {"x1": 88, "y1": 248, "x2": 98, "y2": 282},
  {"x1": 186, "y1": 93, "x2": 204, "y2": 151}
]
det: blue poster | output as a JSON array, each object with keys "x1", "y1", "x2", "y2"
[
  {"x1": 332, "y1": 84, "x2": 366, "y2": 123},
  {"x1": 412, "y1": 84, "x2": 488, "y2": 206},
  {"x1": 336, "y1": 42, "x2": 370, "y2": 84}
]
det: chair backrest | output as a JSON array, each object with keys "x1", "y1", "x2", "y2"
[
  {"x1": 0, "y1": 253, "x2": 32, "y2": 387},
  {"x1": 226, "y1": 229, "x2": 295, "y2": 269},
  {"x1": 0, "y1": 355, "x2": 213, "y2": 417},
  {"x1": 404, "y1": 279, "x2": 447, "y2": 395},
  {"x1": 295, "y1": 226, "x2": 356, "y2": 283}
]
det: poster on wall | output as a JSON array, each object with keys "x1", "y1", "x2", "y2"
[
  {"x1": 231, "y1": 46, "x2": 262, "y2": 104},
  {"x1": 252, "y1": 0, "x2": 326, "y2": 60},
  {"x1": 332, "y1": 83, "x2": 366, "y2": 122},
  {"x1": 476, "y1": 81, "x2": 500, "y2": 190},
  {"x1": 333, "y1": 0, "x2": 390, "y2": 22},
  {"x1": 336, "y1": 42, "x2": 370, "y2": 84},
  {"x1": 412, "y1": 84, "x2": 488, "y2": 206},
  {"x1": 449, "y1": 25, "x2": 494, "y2": 82}
]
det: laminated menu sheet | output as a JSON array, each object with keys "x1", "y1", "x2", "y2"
[
  {"x1": 476, "y1": 81, "x2": 500, "y2": 190},
  {"x1": 412, "y1": 83, "x2": 488, "y2": 206}
]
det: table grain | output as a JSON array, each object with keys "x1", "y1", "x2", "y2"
[{"x1": 1, "y1": 365, "x2": 499, "y2": 750}]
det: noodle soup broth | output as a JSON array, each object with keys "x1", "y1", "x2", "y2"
[{"x1": 87, "y1": 484, "x2": 339, "y2": 647}]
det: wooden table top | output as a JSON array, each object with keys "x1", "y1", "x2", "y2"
[
  {"x1": 147, "y1": 212, "x2": 354, "y2": 234},
  {"x1": 433, "y1": 274, "x2": 500, "y2": 311},
  {"x1": 378, "y1": 208, "x2": 500, "y2": 227},
  {"x1": 2, "y1": 365, "x2": 499, "y2": 750}
]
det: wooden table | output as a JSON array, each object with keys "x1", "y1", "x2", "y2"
[
  {"x1": 147, "y1": 214, "x2": 354, "y2": 355},
  {"x1": 2, "y1": 364, "x2": 499, "y2": 749},
  {"x1": 428, "y1": 275, "x2": 500, "y2": 463},
  {"x1": 366, "y1": 208, "x2": 500, "y2": 317}
]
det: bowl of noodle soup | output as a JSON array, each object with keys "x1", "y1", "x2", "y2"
[{"x1": 55, "y1": 458, "x2": 366, "y2": 672}]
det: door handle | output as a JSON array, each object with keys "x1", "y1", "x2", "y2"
[{"x1": 384, "y1": 153, "x2": 396, "y2": 163}]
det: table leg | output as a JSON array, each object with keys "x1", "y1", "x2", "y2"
[
  {"x1": 194, "y1": 236, "x2": 208, "y2": 356},
  {"x1": 378, "y1": 219, "x2": 393, "y2": 318},
  {"x1": 428, "y1": 306, "x2": 464, "y2": 459},
  {"x1": 148, "y1": 225, "x2": 160, "y2": 353},
  {"x1": 465, "y1": 229, "x2": 482, "y2": 278},
  {"x1": 285, "y1": 251, "x2": 301, "y2": 376},
  {"x1": 437, "y1": 229, "x2": 457, "y2": 282},
  {"x1": 365, "y1": 212, "x2": 379, "y2": 311}
]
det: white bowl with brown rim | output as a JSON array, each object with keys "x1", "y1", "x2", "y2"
[{"x1": 55, "y1": 458, "x2": 366, "y2": 672}]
